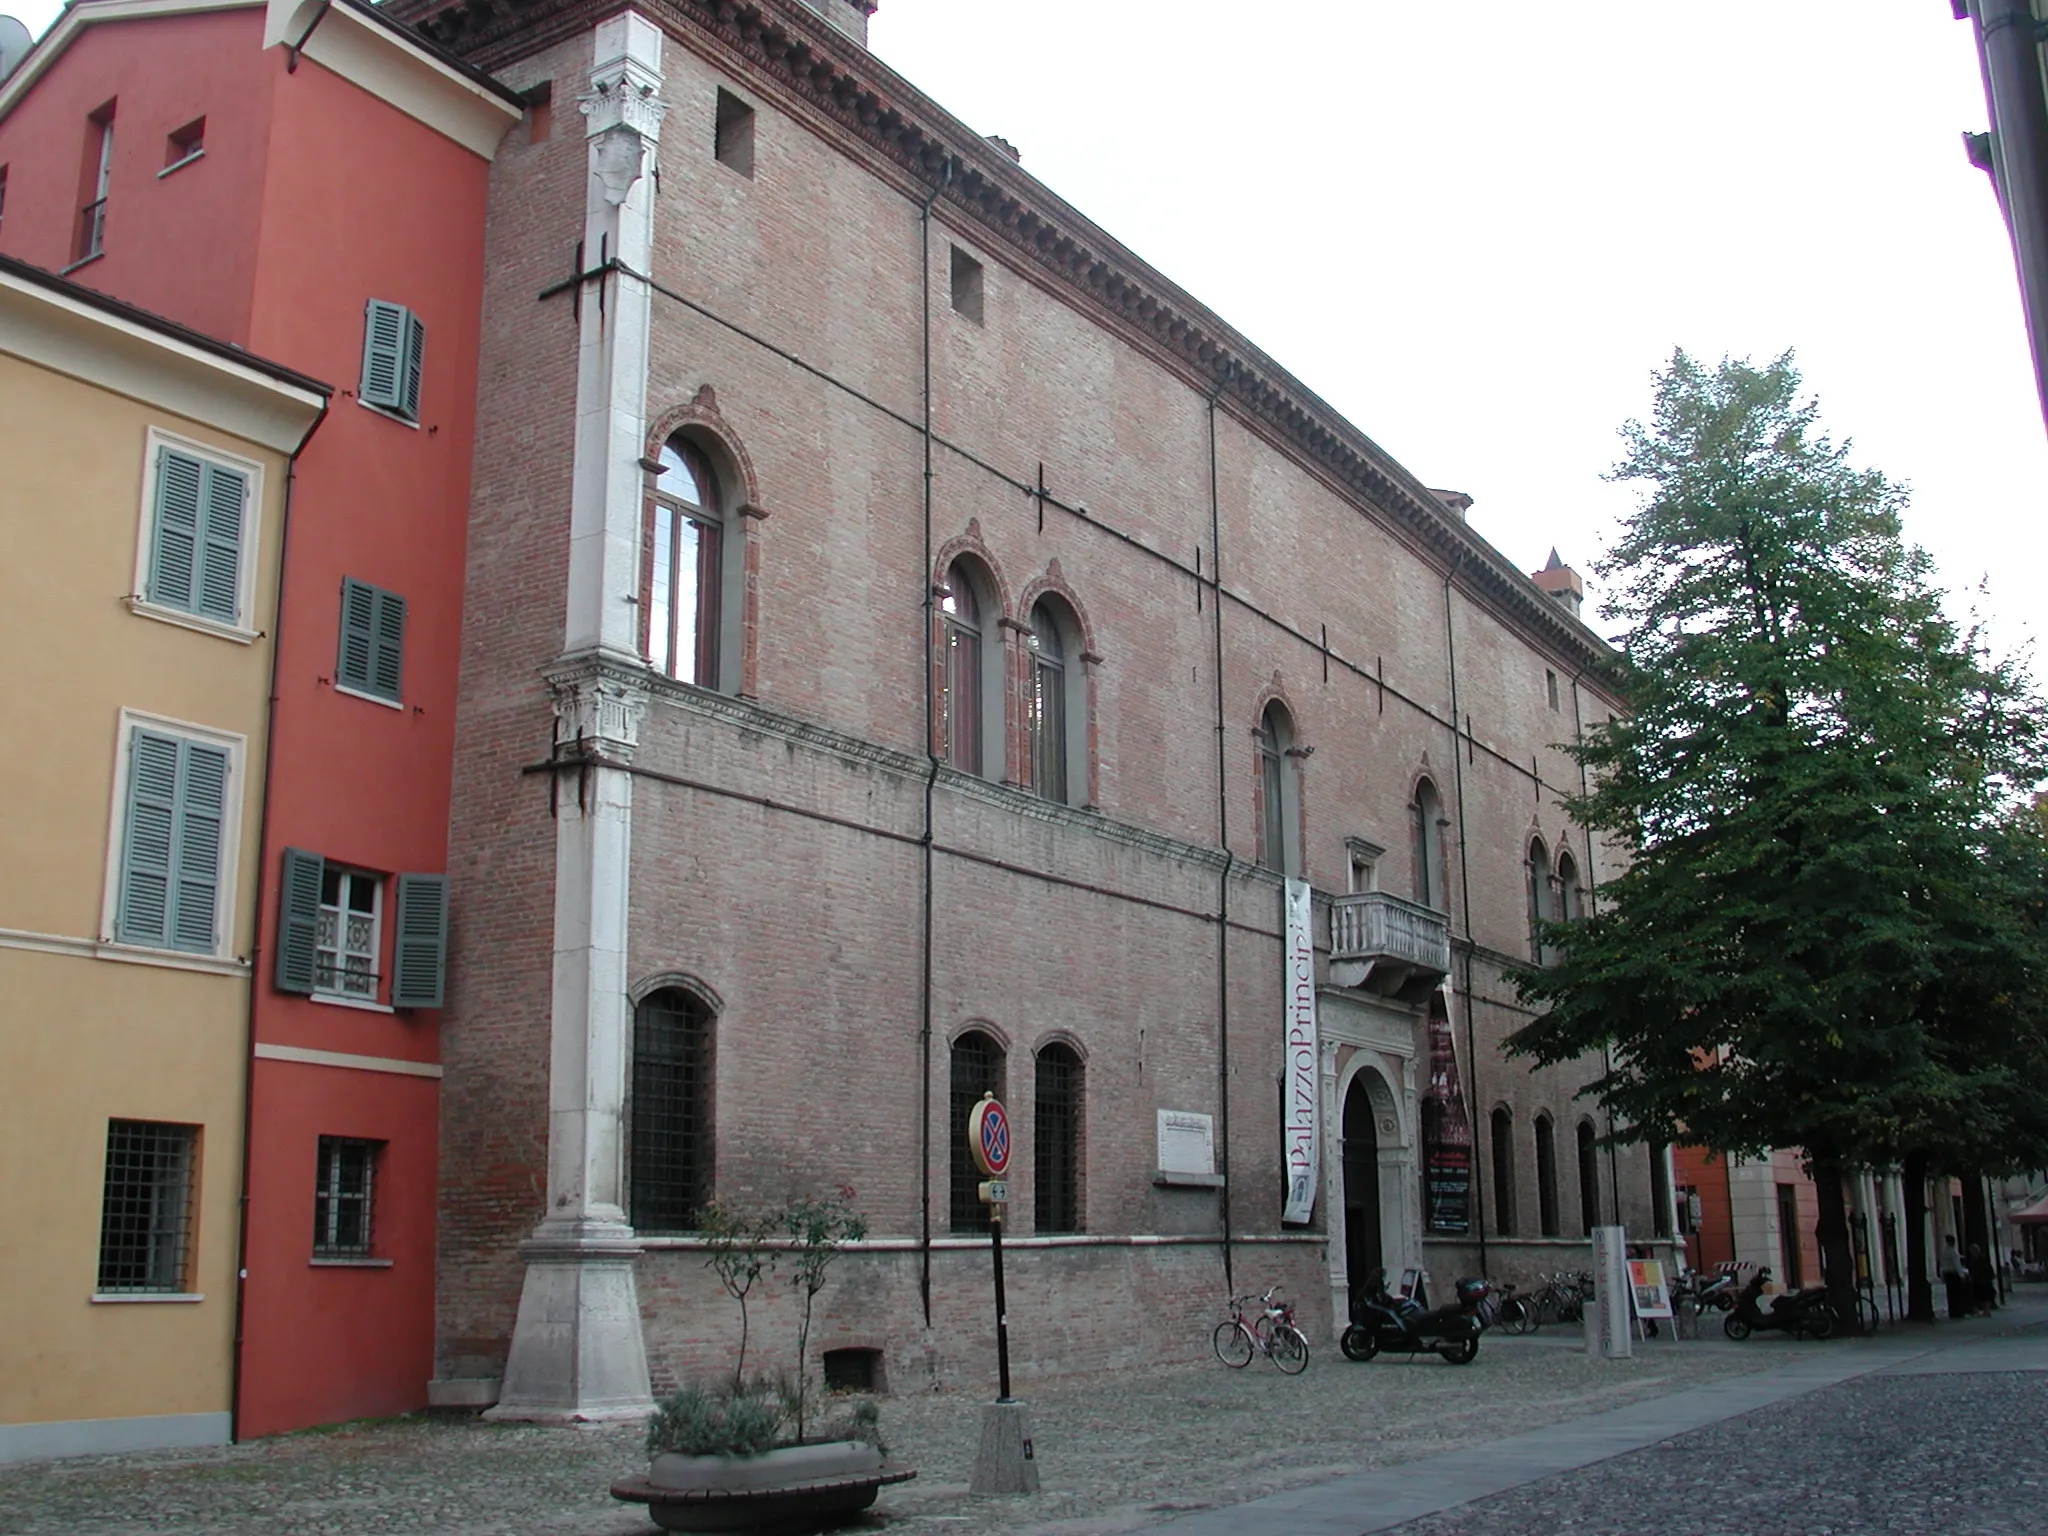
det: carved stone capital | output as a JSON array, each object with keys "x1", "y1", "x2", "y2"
[
  {"x1": 548, "y1": 658, "x2": 651, "y2": 759},
  {"x1": 580, "y1": 59, "x2": 665, "y2": 204}
]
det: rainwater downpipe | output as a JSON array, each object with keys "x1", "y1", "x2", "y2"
[
  {"x1": 229, "y1": 397, "x2": 330, "y2": 1441},
  {"x1": 916, "y1": 157, "x2": 951, "y2": 1330},
  {"x1": 1442, "y1": 560, "x2": 1485, "y2": 1277},
  {"x1": 1206, "y1": 363, "x2": 1236, "y2": 1295}
]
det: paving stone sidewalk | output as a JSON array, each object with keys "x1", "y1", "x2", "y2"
[{"x1": 3, "y1": 1328, "x2": 1788, "y2": 1536}]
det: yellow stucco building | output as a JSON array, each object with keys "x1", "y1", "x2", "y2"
[{"x1": 0, "y1": 254, "x2": 326, "y2": 1461}]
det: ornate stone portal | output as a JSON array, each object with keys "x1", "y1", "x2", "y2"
[{"x1": 1318, "y1": 988, "x2": 1422, "y2": 1335}]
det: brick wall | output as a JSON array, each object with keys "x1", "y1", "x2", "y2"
[{"x1": 434, "y1": 7, "x2": 1655, "y2": 1390}]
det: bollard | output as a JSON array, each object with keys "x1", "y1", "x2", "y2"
[{"x1": 970, "y1": 1400, "x2": 1040, "y2": 1495}]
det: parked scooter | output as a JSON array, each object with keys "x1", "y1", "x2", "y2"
[
  {"x1": 1722, "y1": 1265, "x2": 1837, "y2": 1341},
  {"x1": 1340, "y1": 1269, "x2": 1490, "y2": 1364}
]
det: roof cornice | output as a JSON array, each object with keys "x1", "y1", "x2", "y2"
[{"x1": 387, "y1": 0, "x2": 1613, "y2": 674}]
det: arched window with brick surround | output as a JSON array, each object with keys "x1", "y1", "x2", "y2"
[
  {"x1": 938, "y1": 558, "x2": 1004, "y2": 778},
  {"x1": 948, "y1": 1029, "x2": 1005, "y2": 1233},
  {"x1": 1412, "y1": 777, "x2": 1446, "y2": 911},
  {"x1": 1034, "y1": 1041, "x2": 1083, "y2": 1233},
  {"x1": 1534, "y1": 1112, "x2": 1560, "y2": 1237},
  {"x1": 647, "y1": 434, "x2": 745, "y2": 692},
  {"x1": 628, "y1": 985, "x2": 714, "y2": 1233},
  {"x1": 1526, "y1": 836, "x2": 1555, "y2": 961},
  {"x1": 1027, "y1": 596, "x2": 1087, "y2": 805},
  {"x1": 1490, "y1": 1104, "x2": 1517, "y2": 1237}
]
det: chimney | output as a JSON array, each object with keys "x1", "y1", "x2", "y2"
[
  {"x1": 985, "y1": 134, "x2": 1022, "y2": 163},
  {"x1": 796, "y1": 0, "x2": 876, "y2": 46},
  {"x1": 1430, "y1": 488, "x2": 1473, "y2": 523},
  {"x1": 1530, "y1": 548, "x2": 1584, "y2": 620}
]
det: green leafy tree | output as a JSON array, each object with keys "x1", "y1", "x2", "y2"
[
  {"x1": 1509, "y1": 350, "x2": 2048, "y2": 1327},
  {"x1": 699, "y1": 1200, "x2": 779, "y2": 1391},
  {"x1": 781, "y1": 1188, "x2": 867, "y2": 1443}
]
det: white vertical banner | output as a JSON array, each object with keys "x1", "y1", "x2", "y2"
[{"x1": 1282, "y1": 878, "x2": 1319, "y2": 1225}]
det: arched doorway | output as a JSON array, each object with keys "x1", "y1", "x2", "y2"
[{"x1": 1342, "y1": 1077, "x2": 1383, "y2": 1293}]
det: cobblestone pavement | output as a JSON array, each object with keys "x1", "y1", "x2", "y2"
[
  {"x1": 10, "y1": 1298, "x2": 2043, "y2": 1536},
  {"x1": 4, "y1": 1332, "x2": 1777, "y2": 1536},
  {"x1": 1392, "y1": 1370, "x2": 2048, "y2": 1536}
]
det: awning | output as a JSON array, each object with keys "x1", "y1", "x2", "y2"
[{"x1": 2013, "y1": 1192, "x2": 2048, "y2": 1226}]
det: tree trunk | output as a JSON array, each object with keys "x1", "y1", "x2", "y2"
[
  {"x1": 1903, "y1": 1150, "x2": 1935, "y2": 1323},
  {"x1": 1809, "y1": 1155, "x2": 1861, "y2": 1333},
  {"x1": 1962, "y1": 1172, "x2": 1997, "y2": 1314}
]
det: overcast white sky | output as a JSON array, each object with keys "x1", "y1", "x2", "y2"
[{"x1": 12, "y1": 0, "x2": 2043, "y2": 647}]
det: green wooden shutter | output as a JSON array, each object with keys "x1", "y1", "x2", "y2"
[
  {"x1": 117, "y1": 731, "x2": 229, "y2": 953},
  {"x1": 275, "y1": 848, "x2": 324, "y2": 994},
  {"x1": 391, "y1": 873, "x2": 448, "y2": 1009},
  {"x1": 147, "y1": 448, "x2": 203, "y2": 611},
  {"x1": 372, "y1": 587, "x2": 406, "y2": 701},
  {"x1": 400, "y1": 311, "x2": 425, "y2": 422},
  {"x1": 171, "y1": 743, "x2": 229, "y2": 952},
  {"x1": 360, "y1": 300, "x2": 409, "y2": 413},
  {"x1": 338, "y1": 578, "x2": 405, "y2": 703},
  {"x1": 194, "y1": 460, "x2": 246, "y2": 623},
  {"x1": 116, "y1": 731, "x2": 182, "y2": 946}
]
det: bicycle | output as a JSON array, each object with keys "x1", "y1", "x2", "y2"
[
  {"x1": 1213, "y1": 1287, "x2": 1311, "y2": 1373},
  {"x1": 1473, "y1": 1280, "x2": 1530, "y2": 1333}
]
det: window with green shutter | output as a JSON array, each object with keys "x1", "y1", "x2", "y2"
[
  {"x1": 337, "y1": 578, "x2": 405, "y2": 704},
  {"x1": 391, "y1": 873, "x2": 448, "y2": 1009},
  {"x1": 360, "y1": 300, "x2": 424, "y2": 421},
  {"x1": 116, "y1": 728, "x2": 230, "y2": 954},
  {"x1": 146, "y1": 444, "x2": 247, "y2": 625}
]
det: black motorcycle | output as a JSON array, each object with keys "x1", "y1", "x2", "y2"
[
  {"x1": 1340, "y1": 1269, "x2": 1489, "y2": 1364},
  {"x1": 1722, "y1": 1265, "x2": 1837, "y2": 1341}
]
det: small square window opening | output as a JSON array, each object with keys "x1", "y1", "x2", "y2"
[
  {"x1": 714, "y1": 88, "x2": 754, "y2": 177},
  {"x1": 315, "y1": 867, "x2": 382, "y2": 1000},
  {"x1": 522, "y1": 83, "x2": 552, "y2": 144},
  {"x1": 950, "y1": 246, "x2": 984, "y2": 324},
  {"x1": 313, "y1": 1137, "x2": 381, "y2": 1258},
  {"x1": 165, "y1": 118, "x2": 204, "y2": 169},
  {"x1": 1545, "y1": 668, "x2": 1559, "y2": 711}
]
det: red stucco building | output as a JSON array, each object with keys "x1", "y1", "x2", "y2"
[{"x1": 0, "y1": 0, "x2": 519, "y2": 1440}]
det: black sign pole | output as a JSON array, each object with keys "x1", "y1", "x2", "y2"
[{"x1": 991, "y1": 1207, "x2": 1013, "y2": 1402}]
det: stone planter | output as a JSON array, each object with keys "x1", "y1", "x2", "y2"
[{"x1": 612, "y1": 1440, "x2": 916, "y2": 1534}]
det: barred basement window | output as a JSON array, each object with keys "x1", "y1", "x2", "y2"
[
  {"x1": 948, "y1": 1030, "x2": 1004, "y2": 1233},
  {"x1": 313, "y1": 1137, "x2": 380, "y2": 1258},
  {"x1": 1034, "y1": 1042, "x2": 1082, "y2": 1234},
  {"x1": 630, "y1": 987, "x2": 714, "y2": 1234},
  {"x1": 97, "y1": 1120, "x2": 198, "y2": 1294}
]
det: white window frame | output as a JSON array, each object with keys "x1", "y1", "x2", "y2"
[
  {"x1": 314, "y1": 866, "x2": 384, "y2": 1003},
  {"x1": 99, "y1": 708, "x2": 247, "y2": 963},
  {"x1": 128, "y1": 427, "x2": 266, "y2": 643}
]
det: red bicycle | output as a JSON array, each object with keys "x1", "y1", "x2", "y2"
[{"x1": 1213, "y1": 1286, "x2": 1310, "y2": 1373}]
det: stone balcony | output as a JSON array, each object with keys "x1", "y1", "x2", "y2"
[{"x1": 1327, "y1": 891, "x2": 1452, "y2": 1004}]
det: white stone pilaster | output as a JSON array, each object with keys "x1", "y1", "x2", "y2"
[{"x1": 491, "y1": 10, "x2": 665, "y2": 1425}]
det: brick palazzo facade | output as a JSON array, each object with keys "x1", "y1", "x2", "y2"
[{"x1": 387, "y1": 0, "x2": 1672, "y2": 1417}]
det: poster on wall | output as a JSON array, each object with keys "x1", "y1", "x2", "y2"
[
  {"x1": 1423, "y1": 999, "x2": 1472, "y2": 1234},
  {"x1": 1281, "y1": 878, "x2": 1319, "y2": 1224}
]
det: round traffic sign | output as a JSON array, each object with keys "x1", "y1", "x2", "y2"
[{"x1": 969, "y1": 1093, "x2": 1011, "y2": 1178}]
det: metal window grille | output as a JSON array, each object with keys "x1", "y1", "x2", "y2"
[
  {"x1": 1034, "y1": 1044, "x2": 1083, "y2": 1234},
  {"x1": 949, "y1": 1032, "x2": 1003, "y2": 1233},
  {"x1": 315, "y1": 867, "x2": 380, "y2": 998},
  {"x1": 630, "y1": 988, "x2": 713, "y2": 1233},
  {"x1": 97, "y1": 1120, "x2": 197, "y2": 1294},
  {"x1": 313, "y1": 1137, "x2": 379, "y2": 1258}
]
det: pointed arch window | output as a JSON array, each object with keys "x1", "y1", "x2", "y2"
[
  {"x1": 1027, "y1": 598, "x2": 1088, "y2": 805},
  {"x1": 1534, "y1": 1113, "x2": 1560, "y2": 1237},
  {"x1": 1527, "y1": 837, "x2": 1555, "y2": 961},
  {"x1": 1490, "y1": 1105, "x2": 1516, "y2": 1236},
  {"x1": 1556, "y1": 850, "x2": 1584, "y2": 922},
  {"x1": 629, "y1": 987, "x2": 714, "y2": 1233},
  {"x1": 1257, "y1": 703, "x2": 1300, "y2": 877},
  {"x1": 649, "y1": 438, "x2": 726, "y2": 688},
  {"x1": 1412, "y1": 778, "x2": 1445, "y2": 911},
  {"x1": 938, "y1": 560, "x2": 1003, "y2": 777}
]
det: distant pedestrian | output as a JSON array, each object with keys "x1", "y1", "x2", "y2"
[
  {"x1": 1967, "y1": 1242, "x2": 1996, "y2": 1315},
  {"x1": 1940, "y1": 1236, "x2": 1970, "y2": 1320}
]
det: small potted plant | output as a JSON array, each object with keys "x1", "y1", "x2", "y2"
[{"x1": 613, "y1": 1191, "x2": 913, "y2": 1533}]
